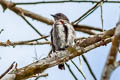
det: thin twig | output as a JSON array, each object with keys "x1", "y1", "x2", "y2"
[
  {"x1": 74, "y1": 28, "x2": 97, "y2": 35},
  {"x1": 100, "y1": 5, "x2": 104, "y2": 32},
  {"x1": 74, "y1": 24, "x2": 105, "y2": 32},
  {"x1": 78, "y1": 56, "x2": 83, "y2": 69},
  {"x1": 0, "y1": 36, "x2": 49, "y2": 47},
  {"x1": 65, "y1": 63, "x2": 78, "y2": 80},
  {"x1": 71, "y1": 60, "x2": 86, "y2": 80},
  {"x1": 20, "y1": 15, "x2": 48, "y2": 41},
  {"x1": 0, "y1": 29, "x2": 4, "y2": 34},
  {"x1": 48, "y1": 49, "x2": 52, "y2": 57},
  {"x1": 82, "y1": 55, "x2": 97, "y2": 80},
  {"x1": 34, "y1": 73, "x2": 48, "y2": 80},
  {"x1": 72, "y1": 0, "x2": 104, "y2": 24},
  {"x1": 0, "y1": 62, "x2": 15, "y2": 79},
  {"x1": 22, "y1": 35, "x2": 49, "y2": 42},
  {"x1": 32, "y1": 47, "x2": 39, "y2": 61},
  {"x1": 0, "y1": 41, "x2": 50, "y2": 46},
  {"x1": 14, "y1": 0, "x2": 120, "y2": 5}
]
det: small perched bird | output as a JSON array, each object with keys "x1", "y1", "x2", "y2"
[{"x1": 50, "y1": 13, "x2": 76, "y2": 70}]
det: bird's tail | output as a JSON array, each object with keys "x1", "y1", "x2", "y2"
[{"x1": 58, "y1": 64, "x2": 65, "y2": 70}]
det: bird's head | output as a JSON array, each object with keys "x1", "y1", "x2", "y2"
[{"x1": 51, "y1": 13, "x2": 69, "y2": 21}]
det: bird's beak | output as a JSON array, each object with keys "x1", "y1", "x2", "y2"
[{"x1": 51, "y1": 14, "x2": 56, "y2": 17}]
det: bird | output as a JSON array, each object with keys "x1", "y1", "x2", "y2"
[{"x1": 50, "y1": 13, "x2": 76, "y2": 70}]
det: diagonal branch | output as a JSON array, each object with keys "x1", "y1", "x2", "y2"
[
  {"x1": 71, "y1": 60, "x2": 86, "y2": 79},
  {"x1": 65, "y1": 63, "x2": 78, "y2": 80},
  {"x1": 0, "y1": 62, "x2": 15, "y2": 79},
  {"x1": 82, "y1": 55, "x2": 96, "y2": 80},
  {"x1": 20, "y1": 15, "x2": 48, "y2": 41},
  {"x1": 0, "y1": 28, "x2": 114, "y2": 80},
  {"x1": 76, "y1": 28, "x2": 115, "y2": 47},
  {"x1": 0, "y1": 0, "x2": 53, "y2": 25},
  {"x1": 14, "y1": 35, "x2": 112, "y2": 80}
]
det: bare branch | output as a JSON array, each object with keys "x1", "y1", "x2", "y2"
[
  {"x1": 0, "y1": 29, "x2": 4, "y2": 34},
  {"x1": 34, "y1": 73, "x2": 48, "y2": 80},
  {"x1": 0, "y1": 36, "x2": 50, "y2": 46},
  {"x1": 74, "y1": 24, "x2": 104, "y2": 32},
  {"x1": 101, "y1": 18, "x2": 120, "y2": 80},
  {"x1": 0, "y1": 41, "x2": 50, "y2": 46},
  {"x1": 76, "y1": 28, "x2": 114, "y2": 47},
  {"x1": 65, "y1": 63, "x2": 78, "y2": 80},
  {"x1": 13, "y1": 37, "x2": 111, "y2": 80},
  {"x1": 0, "y1": 62, "x2": 15, "y2": 79},
  {"x1": 0, "y1": 27, "x2": 112, "y2": 47},
  {"x1": 71, "y1": 60, "x2": 86, "y2": 79},
  {"x1": 1, "y1": 31, "x2": 112, "y2": 80},
  {"x1": 20, "y1": 15, "x2": 48, "y2": 41},
  {"x1": 14, "y1": 1, "x2": 120, "y2": 5},
  {"x1": 82, "y1": 55, "x2": 96, "y2": 80},
  {"x1": 8, "y1": 27, "x2": 114, "y2": 80},
  {"x1": 100, "y1": 5, "x2": 104, "y2": 31},
  {"x1": 0, "y1": 0, "x2": 53, "y2": 25}
]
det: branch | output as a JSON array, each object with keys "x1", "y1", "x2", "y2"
[
  {"x1": 0, "y1": 26, "x2": 112, "y2": 47},
  {"x1": 14, "y1": 1, "x2": 120, "y2": 5},
  {"x1": 74, "y1": 24, "x2": 104, "y2": 32},
  {"x1": 1, "y1": 27, "x2": 114, "y2": 80},
  {"x1": 100, "y1": 5, "x2": 104, "y2": 31},
  {"x1": 75, "y1": 28, "x2": 115, "y2": 47},
  {"x1": 65, "y1": 63, "x2": 78, "y2": 80},
  {"x1": 0, "y1": 36, "x2": 50, "y2": 47},
  {"x1": 101, "y1": 18, "x2": 120, "y2": 80},
  {"x1": 0, "y1": 0, "x2": 53, "y2": 25},
  {"x1": 0, "y1": 41, "x2": 50, "y2": 47},
  {"x1": 33, "y1": 73, "x2": 48, "y2": 80},
  {"x1": 82, "y1": 55, "x2": 96, "y2": 80},
  {"x1": 14, "y1": 36, "x2": 112, "y2": 80},
  {"x1": 74, "y1": 24, "x2": 106, "y2": 35},
  {"x1": 0, "y1": 62, "x2": 15, "y2": 79},
  {"x1": 20, "y1": 15, "x2": 48, "y2": 41},
  {"x1": 0, "y1": 29, "x2": 4, "y2": 34},
  {"x1": 1, "y1": 27, "x2": 113, "y2": 47},
  {"x1": 71, "y1": 60, "x2": 86, "y2": 79}
]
